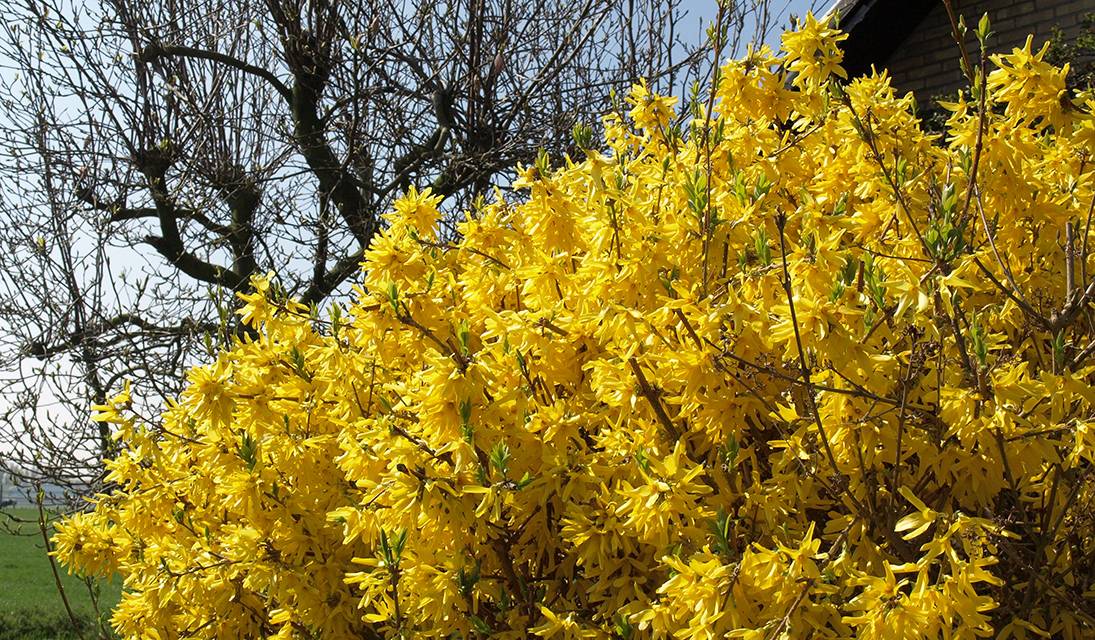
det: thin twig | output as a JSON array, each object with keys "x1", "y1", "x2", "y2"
[
  {"x1": 701, "y1": 3, "x2": 727, "y2": 295},
  {"x1": 37, "y1": 493, "x2": 85, "y2": 640},
  {"x1": 841, "y1": 98, "x2": 932, "y2": 259},
  {"x1": 764, "y1": 579, "x2": 814, "y2": 640},
  {"x1": 890, "y1": 355, "x2": 915, "y2": 500},
  {"x1": 775, "y1": 211, "x2": 865, "y2": 515},
  {"x1": 628, "y1": 357, "x2": 681, "y2": 441},
  {"x1": 957, "y1": 30, "x2": 989, "y2": 230},
  {"x1": 941, "y1": 0, "x2": 976, "y2": 85}
]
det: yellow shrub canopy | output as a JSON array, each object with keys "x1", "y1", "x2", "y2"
[{"x1": 56, "y1": 15, "x2": 1095, "y2": 640}]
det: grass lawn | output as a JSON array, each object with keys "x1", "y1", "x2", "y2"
[{"x1": 0, "y1": 507, "x2": 120, "y2": 640}]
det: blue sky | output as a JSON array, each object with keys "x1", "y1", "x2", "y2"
[{"x1": 687, "y1": 0, "x2": 834, "y2": 52}]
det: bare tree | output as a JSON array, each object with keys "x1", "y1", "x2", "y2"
[{"x1": 0, "y1": 0, "x2": 807, "y2": 500}]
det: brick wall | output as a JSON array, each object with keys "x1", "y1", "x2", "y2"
[{"x1": 878, "y1": 0, "x2": 1089, "y2": 101}]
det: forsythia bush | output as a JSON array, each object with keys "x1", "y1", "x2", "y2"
[{"x1": 55, "y1": 15, "x2": 1095, "y2": 640}]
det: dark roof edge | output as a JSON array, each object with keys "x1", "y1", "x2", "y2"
[
  {"x1": 823, "y1": 0, "x2": 876, "y2": 32},
  {"x1": 822, "y1": 0, "x2": 937, "y2": 78}
]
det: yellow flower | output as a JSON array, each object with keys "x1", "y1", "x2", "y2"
[
  {"x1": 894, "y1": 486, "x2": 939, "y2": 541},
  {"x1": 53, "y1": 17, "x2": 1095, "y2": 640},
  {"x1": 387, "y1": 185, "x2": 444, "y2": 238},
  {"x1": 988, "y1": 36, "x2": 1071, "y2": 132},
  {"x1": 236, "y1": 272, "x2": 274, "y2": 328},
  {"x1": 627, "y1": 79, "x2": 679, "y2": 135},
  {"x1": 782, "y1": 13, "x2": 848, "y2": 90}
]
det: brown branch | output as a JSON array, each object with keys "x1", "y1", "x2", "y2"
[
  {"x1": 138, "y1": 43, "x2": 292, "y2": 101},
  {"x1": 138, "y1": 158, "x2": 247, "y2": 290},
  {"x1": 775, "y1": 211, "x2": 865, "y2": 515},
  {"x1": 76, "y1": 186, "x2": 233, "y2": 236},
  {"x1": 144, "y1": 233, "x2": 246, "y2": 290},
  {"x1": 841, "y1": 97, "x2": 932, "y2": 259},
  {"x1": 416, "y1": 238, "x2": 511, "y2": 270},
  {"x1": 970, "y1": 256, "x2": 1042, "y2": 326},
  {"x1": 940, "y1": 0, "x2": 977, "y2": 85},
  {"x1": 27, "y1": 314, "x2": 217, "y2": 359},
  {"x1": 628, "y1": 357, "x2": 681, "y2": 441},
  {"x1": 37, "y1": 494, "x2": 85, "y2": 640},
  {"x1": 890, "y1": 356, "x2": 916, "y2": 501},
  {"x1": 396, "y1": 310, "x2": 470, "y2": 373},
  {"x1": 300, "y1": 248, "x2": 366, "y2": 305},
  {"x1": 765, "y1": 579, "x2": 814, "y2": 640},
  {"x1": 957, "y1": 34, "x2": 989, "y2": 231}
]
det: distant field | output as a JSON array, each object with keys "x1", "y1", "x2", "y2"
[{"x1": 0, "y1": 507, "x2": 120, "y2": 640}]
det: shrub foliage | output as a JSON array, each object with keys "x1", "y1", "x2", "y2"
[{"x1": 55, "y1": 15, "x2": 1095, "y2": 640}]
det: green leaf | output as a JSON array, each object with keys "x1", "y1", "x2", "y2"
[
  {"x1": 535, "y1": 148, "x2": 551, "y2": 177},
  {"x1": 379, "y1": 528, "x2": 407, "y2": 568},
  {"x1": 969, "y1": 313, "x2": 988, "y2": 367},
  {"x1": 457, "y1": 560, "x2": 481, "y2": 597},
  {"x1": 516, "y1": 471, "x2": 534, "y2": 490},
  {"x1": 330, "y1": 303, "x2": 342, "y2": 337},
  {"x1": 572, "y1": 122, "x2": 594, "y2": 150},
  {"x1": 709, "y1": 508, "x2": 734, "y2": 558},
  {"x1": 755, "y1": 227, "x2": 771, "y2": 266},
  {"x1": 614, "y1": 614, "x2": 634, "y2": 639},
  {"x1": 289, "y1": 346, "x2": 312, "y2": 381},
  {"x1": 941, "y1": 183, "x2": 957, "y2": 218},
  {"x1": 470, "y1": 615, "x2": 492, "y2": 634},
  {"x1": 239, "y1": 432, "x2": 258, "y2": 471},
  {"x1": 387, "y1": 282, "x2": 399, "y2": 316},
  {"x1": 458, "y1": 399, "x2": 473, "y2": 427},
  {"x1": 457, "y1": 319, "x2": 471, "y2": 356},
  {"x1": 977, "y1": 13, "x2": 992, "y2": 44},
  {"x1": 723, "y1": 434, "x2": 739, "y2": 468},
  {"x1": 753, "y1": 173, "x2": 772, "y2": 201},
  {"x1": 489, "y1": 441, "x2": 510, "y2": 478}
]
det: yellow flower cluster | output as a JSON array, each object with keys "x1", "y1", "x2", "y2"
[{"x1": 54, "y1": 15, "x2": 1095, "y2": 640}]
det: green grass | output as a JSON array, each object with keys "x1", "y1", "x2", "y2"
[{"x1": 0, "y1": 507, "x2": 120, "y2": 639}]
